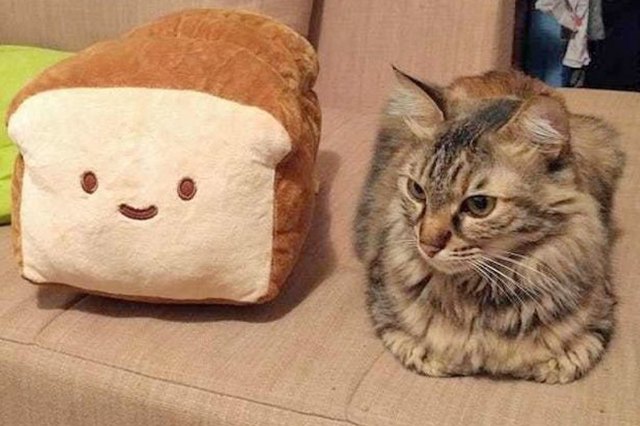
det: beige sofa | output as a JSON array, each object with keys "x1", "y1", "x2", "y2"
[{"x1": 1, "y1": 1, "x2": 638, "y2": 425}]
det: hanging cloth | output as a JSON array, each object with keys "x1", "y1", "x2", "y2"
[{"x1": 535, "y1": 0, "x2": 591, "y2": 68}]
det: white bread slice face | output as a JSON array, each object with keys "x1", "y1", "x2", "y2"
[{"x1": 8, "y1": 87, "x2": 291, "y2": 302}]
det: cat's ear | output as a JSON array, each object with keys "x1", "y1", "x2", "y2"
[
  {"x1": 386, "y1": 66, "x2": 446, "y2": 137},
  {"x1": 504, "y1": 96, "x2": 570, "y2": 160}
]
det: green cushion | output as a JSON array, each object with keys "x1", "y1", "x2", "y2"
[{"x1": 0, "y1": 46, "x2": 72, "y2": 224}]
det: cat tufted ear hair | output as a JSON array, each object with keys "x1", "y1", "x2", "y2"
[
  {"x1": 507, "y1": 95, "x2": 571, "y2": 159},
  {"x1": 386, "y1": 66, "x2": 446, "y2": 137}
]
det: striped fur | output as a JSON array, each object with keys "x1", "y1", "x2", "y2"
[{"x1": 355, "y1": 71, "x2": 624, "y2": 383}]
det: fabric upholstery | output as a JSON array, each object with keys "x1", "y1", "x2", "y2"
[
  {"x1": 2, "y1": 91, "x2": 640, "y2": 424},
  {"x1": 1, "y1": 1, "x2": 639, "y2": 425},
  {"x1": 312, "y1": 0, "x2": 516, "y2": 112},
  {"x1": 0, "y1": 345, "x2": 343, "y2": 426},
  {"x1": 0, "y1": 0, "x2": 314, "y2": 50},
  {"x1": 7, "y1": 9, "x2": 321, "y2": 303}
]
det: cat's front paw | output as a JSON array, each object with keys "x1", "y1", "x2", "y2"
[
  {"x1": 381, "y1": 329, "x2": 449, "y2": 377},
  {"x1": 531, "y1": 357, "x2": 579, "y2": 384},
  {"x1": 530, "y1": 334, "x2": 605, "y2": 384},
  {"x1": 381, "y1": 329, "x2": 425, "y2": 369},
  {"x1": 416, "y1": 356, "x2": 449, "y2": 377}
]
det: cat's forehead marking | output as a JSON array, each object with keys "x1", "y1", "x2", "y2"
[
  {"x1": 473, "y1": 177, "x2": 488, "y2": 191},
  {"x1": 429, "y1": 98, "x2": 521, "y2": 176},
  {"x1": 423, "y1": 98, "x2": 521, "y2": 208}
]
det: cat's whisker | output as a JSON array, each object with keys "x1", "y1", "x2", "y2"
[
  {"x1": 465, "y1": 264, "x2": 489, "y2": 294},
  {"x1": 492, "y1": 249, "x2": 565, "y2": 279},
  {"x1": 478, "y1": 256, "x2": 549, "y2": 313},
  {"x1": 485, "y1": 256, "x2": 553, "y2": 300},
  {"x1": 469, "y1": 259, "x2": 524, "y2": 309},
  {"x1": 480, "y1": 268, "x2": 523, "y2": 309},
  {"x1": 478, "y1": 259, "x2": 544, "y2": 312},
  {"x1": 488, "y1": 250, "x2": 565, "y2": 292},
  {"x1": 467, "y1": 260, "x2": 500, "y2": 296},
  {"x1": 490, "y1": 253, "x2": 557, "y2": 284},
  {"x1": 481, "y1": 255, "x2": 545, "y2": 297},
  {"x1": 488, "y1": 252, "x2": 578, "y2": 309},
  {"x1": 480, "y1": 260, "x2": 525, "y2": 306}
]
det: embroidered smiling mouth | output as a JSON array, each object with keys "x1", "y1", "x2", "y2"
[{"x1": 118, "y1": 204, "x2": 158, "y2": 220}]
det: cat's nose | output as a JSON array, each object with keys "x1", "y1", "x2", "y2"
[{"x1": 420, "y1": 230, "x2": 451, "y2": 257}]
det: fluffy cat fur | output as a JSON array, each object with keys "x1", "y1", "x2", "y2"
[{"x1": 355, "y1": 70, "x2": 624, "y2": 383}]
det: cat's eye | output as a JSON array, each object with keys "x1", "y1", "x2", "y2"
[
  {"x1": 462, "y1": 195, "x2": 496, "y2": 218},
  {"x1": 407, "y1": 179, "x2": 426, "y2": 201},
  {"x1": 178, "y1": 177, "x2": 197, "y2": 200},
  {"x1": 81, "y1": 171, "x2": 98, "y2": 194}
]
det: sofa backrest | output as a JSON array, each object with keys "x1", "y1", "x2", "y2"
[
  {"x1": 0, "y1": 0, "x2": 515, "y2": 112},
  {"x1": 311, "y1": 0, "x2": 515, "y2": 112},
  {"x1": 0, "y1": 0, "x2": 314, "y2": 50}
]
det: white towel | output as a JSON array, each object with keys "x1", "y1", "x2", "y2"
[{"x1": 535, "y1": 0, "x2": 591, "y2": 68}]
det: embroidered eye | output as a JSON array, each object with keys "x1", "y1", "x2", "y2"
[
  {"x1": 407, "y1": 178, "x2": 426, "y2": 201},
  {"x1": 462, "y1": 195, "x2": 496, "y2": 218},
  {"x1": 178, "y1": 177, "x2": 196, "y2": 201},
  {"x1": 81, "y1": 171, "x2": 98, "y2": 194}
]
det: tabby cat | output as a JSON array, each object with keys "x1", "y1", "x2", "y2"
[{"x1": 354, "y1": 69, "x2": 624, "y2": 383}]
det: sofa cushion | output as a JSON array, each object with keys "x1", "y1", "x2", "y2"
[
  {"x1": 1, "y1": 92, "x2": 639, "y2": 425},
  {"x1": 0, "y1": 0, "x2": 314, "y2": 50},
  {"x1": 314, "y1": 0, "x2": 515, "y2": 111},
  {"x1": 0, "y1": 345, "x2": 344, "y2": 425}
]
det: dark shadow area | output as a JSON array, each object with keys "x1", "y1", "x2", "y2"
[
  {"x1": 307, "y1": 0, "x2": 324, "y2": 49},
  {"x1": 34, "y1": 284, "x2": 86, "y2": 310},
  {"x1": 37, "y1": 150, "x2": 342, "y2": 324}
]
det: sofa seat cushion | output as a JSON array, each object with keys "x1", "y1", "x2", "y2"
[
  {"x1": 0, "y1": 0, "x2": 314, "y2": 51},
  {"x1": 1, "y1": 92, "x2": 639, "y2": 425}
]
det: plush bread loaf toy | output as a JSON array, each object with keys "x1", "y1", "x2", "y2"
[{"x1": 7, "y1": 9, "x2": 321, "y2": 303}]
